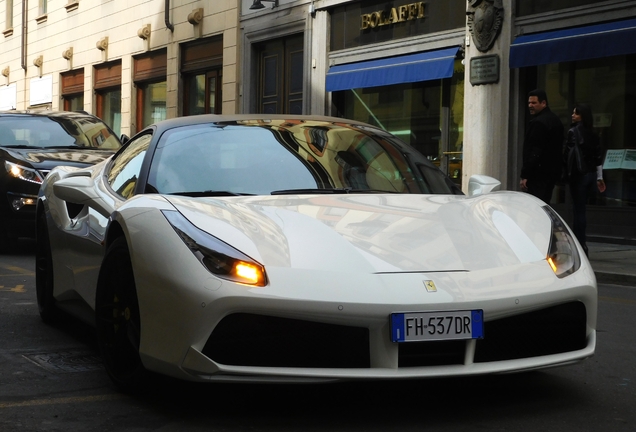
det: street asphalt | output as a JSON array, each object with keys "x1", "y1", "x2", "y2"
[{"x1": 588, "y1": 242, "x2": 636, "y2": 286}]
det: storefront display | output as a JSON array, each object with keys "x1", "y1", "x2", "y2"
[
  {"x1": 327, "y1": 0, "x2": 466, "y2": 184},
  {"x1": 510, "y1": 14, "x2": 636, "y2": 238}
]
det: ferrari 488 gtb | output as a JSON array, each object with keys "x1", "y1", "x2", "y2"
[{"x1": 36, "y1": 115, "x2": 596, "y2": 391}]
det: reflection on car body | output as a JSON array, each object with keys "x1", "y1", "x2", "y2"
[
  {"x1": 36, "y1": 114, "x2": 596, "y2": 393},
  {"x1": 0, "y1": 110, "x2": 122, "y2": 250}
]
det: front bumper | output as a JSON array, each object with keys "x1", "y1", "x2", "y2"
[
  {"x1": 173, "y1": 300, "x2": 594, "y2": 383},
  {"x1": 135, "y1": 257, "x2": 597, "y2": 383},
  {"x1": 1, "y1": 190, "x2": 39, "y2": 239},
  {"x1": 123, "y1": 206, "x2": 598, "y2": 383}
]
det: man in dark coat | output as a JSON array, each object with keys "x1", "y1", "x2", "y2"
[{"x1": 519, "y1": 89, "x2": 565, "y2": 204}]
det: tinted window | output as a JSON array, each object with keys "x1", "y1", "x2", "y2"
[
  {"x1": 147, "y1": 120, "x2": 462, "y2": 196},
  {"x1": 107, "y1": 133, "x2": 151, "y2": 199},
  {"x1": 0, "y1": 115, "x2": 121, "y2": 149},
  {"x1": 150, "y1": 126, "x2": 317, "y2": 195}
]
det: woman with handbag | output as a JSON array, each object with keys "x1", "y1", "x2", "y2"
[{"x1": 565, "y1": 103, "x2": 606, "y2": 256}]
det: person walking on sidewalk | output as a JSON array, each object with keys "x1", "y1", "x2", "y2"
[
  {"x1": 519, "y1": 89, "x2": 565, "y2": 204},
  {"x1": 565, "y1": 103, "x2": 606, "y2": 256}
]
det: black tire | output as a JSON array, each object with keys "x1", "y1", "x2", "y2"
[
  {"x1": 35, "y1": 212, "x2": 60, "y2": 323},
  {"x1": 95, "y1": 236, "x2": 148, "y2": 393}
]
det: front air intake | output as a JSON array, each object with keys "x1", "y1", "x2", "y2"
[{"x1": 203, "y1": 313, "x2": 371, "y2": 368}]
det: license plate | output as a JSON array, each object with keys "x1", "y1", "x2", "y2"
[{"x1": 391, "y1": 310, "x2": 484, "y2": 342}]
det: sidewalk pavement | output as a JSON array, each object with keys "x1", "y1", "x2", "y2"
[{"x1": 587, "y1": 242, "x2": 636, "y2": 286}]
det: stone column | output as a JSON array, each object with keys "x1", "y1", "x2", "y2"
[
  {"x1": 462, "y1": 0, "x2": 513, "y2": 192},
  {"x1": 308, "y1": 9, "x2": 329, "y2": 115},
  {"x1": 120, "y1": 55, "x2": 132, "y2": 137}
]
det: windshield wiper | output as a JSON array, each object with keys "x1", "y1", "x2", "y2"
[
  {"x1": 1, "y1": 144, "x2": 40, "y2": 149},
  {"x1": 270, "y1": 188, "x2": 397, "y2": 195},
  {"x1": 2, "y1": 144, "x2": 82, "y2": 149},
  {"x1": 169, "y1": 190, "x2": 255, "y2": 197}
]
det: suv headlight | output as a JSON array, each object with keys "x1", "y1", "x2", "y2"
[
  {"x1": 162, "y1": 210, "x2": 267, "y2": 287},
  {"x1": 4, "y1": 161, "x2": 44, "y2": 184},
  {"x1": 543, "y1": 206, "x2": 581, "y2": 278}
]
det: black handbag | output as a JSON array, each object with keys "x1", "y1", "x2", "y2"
[{"x1": 567, "y1": 127, "x2": 587, "y2": 176}]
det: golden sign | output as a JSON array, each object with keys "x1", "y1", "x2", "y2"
[{"x1": 361, "y1": 2, "x2": 425, "y2": 30}]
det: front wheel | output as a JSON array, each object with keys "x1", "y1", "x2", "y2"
[{"x1": 95, "y1": 236, "x2": 148, "y2": 393}]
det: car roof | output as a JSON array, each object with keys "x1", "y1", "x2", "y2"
[
  {"x1": 0, "y1": 110, "x2": 99, "y2": 120},
  {"x1": 148, "y1": 114, "x2": 375, "y2": 134}
]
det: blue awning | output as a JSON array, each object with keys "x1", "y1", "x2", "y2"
[
  {"x1": 326, "y1": 47, "x2": 459, "y2": 92},
  {"x1": 510, "y1": 18, "x2": 636, "y2": 68}
]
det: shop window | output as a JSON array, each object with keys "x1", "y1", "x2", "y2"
[
  {"x1": 184, "y1": 70, "x2": 222, "y2": 115},
  {"x1": 134, "y1": 50, "x2": 167, "y2": 129},
  {"x1": 332, "y1": 60, "x2": 464, "y2": 185},
  {"x1": 94, "y1": 61, "x2": 122, "y2": 135},
  {"x1": 61, "y1": 68, "x2": 84, "y2": 111},
  {"x1": 137, "y1": 82, "x2": 166, "y2": 128},
  {"x1": 96, "y1": 89, "x2": 121, "y2": 137},
  {"x1": 64, "y1": 94, "x2": 84, "y2": 111},
  {"x1": 534, "y1": 54, "x2": 636, "y2": 208},
  {"x1": 181, "y1": 36, "x2": 223, "y2": 115},
  {"x1": 255, "y1": 34, "x2": 303, "y2": 114}
]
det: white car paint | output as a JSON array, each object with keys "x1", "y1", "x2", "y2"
[{"x1": 37, "y1": 125, "x2": 596, "y2": 384}]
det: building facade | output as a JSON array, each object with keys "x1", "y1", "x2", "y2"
[
  {"x1": 2, "y1": 0, "x2": 635, "y2": 241},
  {"x1": 0, "y1": 0, "x2": 241, "y2": 137},
  {"x1": 240, "y1": 0, "x2": 636, "y2": 242}
]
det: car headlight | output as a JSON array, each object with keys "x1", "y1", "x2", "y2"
[
  {"x1": 4, "y1": 161, "x2": 44, "y2": 184},
  {"x1": 542, "y1": 206, "x2": 581, "y2": 278},
  {"x1": 162, "y1": 210, "x2": 267, "y2": 287}
]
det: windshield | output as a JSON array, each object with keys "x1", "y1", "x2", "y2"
[
  {"x1": 0, "y1": 115, "x2": 121, "y2": 150},
  {"x1": 147, "y1": 119, "x2": 462, "y2": 196}
]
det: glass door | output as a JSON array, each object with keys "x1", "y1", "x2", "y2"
[{"x1": 333, "y1": 60, "x2": 464, "y2": 184}]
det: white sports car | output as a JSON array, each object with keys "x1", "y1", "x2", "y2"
[{"x1": 36, "y1": 114, "x2": 596, "y2": 392}]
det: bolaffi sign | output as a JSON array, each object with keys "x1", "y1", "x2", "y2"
[{"x1": 361, "y1": 2, "x2": 425, "y2": 30}]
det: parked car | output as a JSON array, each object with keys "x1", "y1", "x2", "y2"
[
  {"x1": 36, "y1": 114, "x2": 596, "y2": 392},
  {"x1": 0, "y1": 110, "x2": 122, "y2": 250}
]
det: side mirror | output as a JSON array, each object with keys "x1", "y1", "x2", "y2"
[
  {"x1": 468, "y1": 174, "x2": 501, "y2": 197},
  {"x1": 53, "y1": 176, "x2": 112, "y2": 217},
  {"x1": 53, "y1": 175, "x2": 97, "y2": 204},
  {"x1": 120, "y1": 134, "x2": 130, "y2": 144}
]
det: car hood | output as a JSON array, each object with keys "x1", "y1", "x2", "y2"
[
  {"x1": 164, "y1": 192, "x2": 553, "y2": 273},
  {"x1": 2, "y1": 147, "x2": 115, "y2": 169}
]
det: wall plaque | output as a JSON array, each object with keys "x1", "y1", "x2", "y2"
[
  {"x1": 470, "y1": 54, "x2": 499, "y2": 85},
  {"x1": 30, "y1": 75, "x2": 53, "y2": 106},
  {"x1": 0, "y1": 83, "x2": 17, "y2": 110}
]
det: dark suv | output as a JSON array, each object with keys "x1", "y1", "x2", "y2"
[{"x1": 1, "y1": 110, "x2": 123, "y2": 250}]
